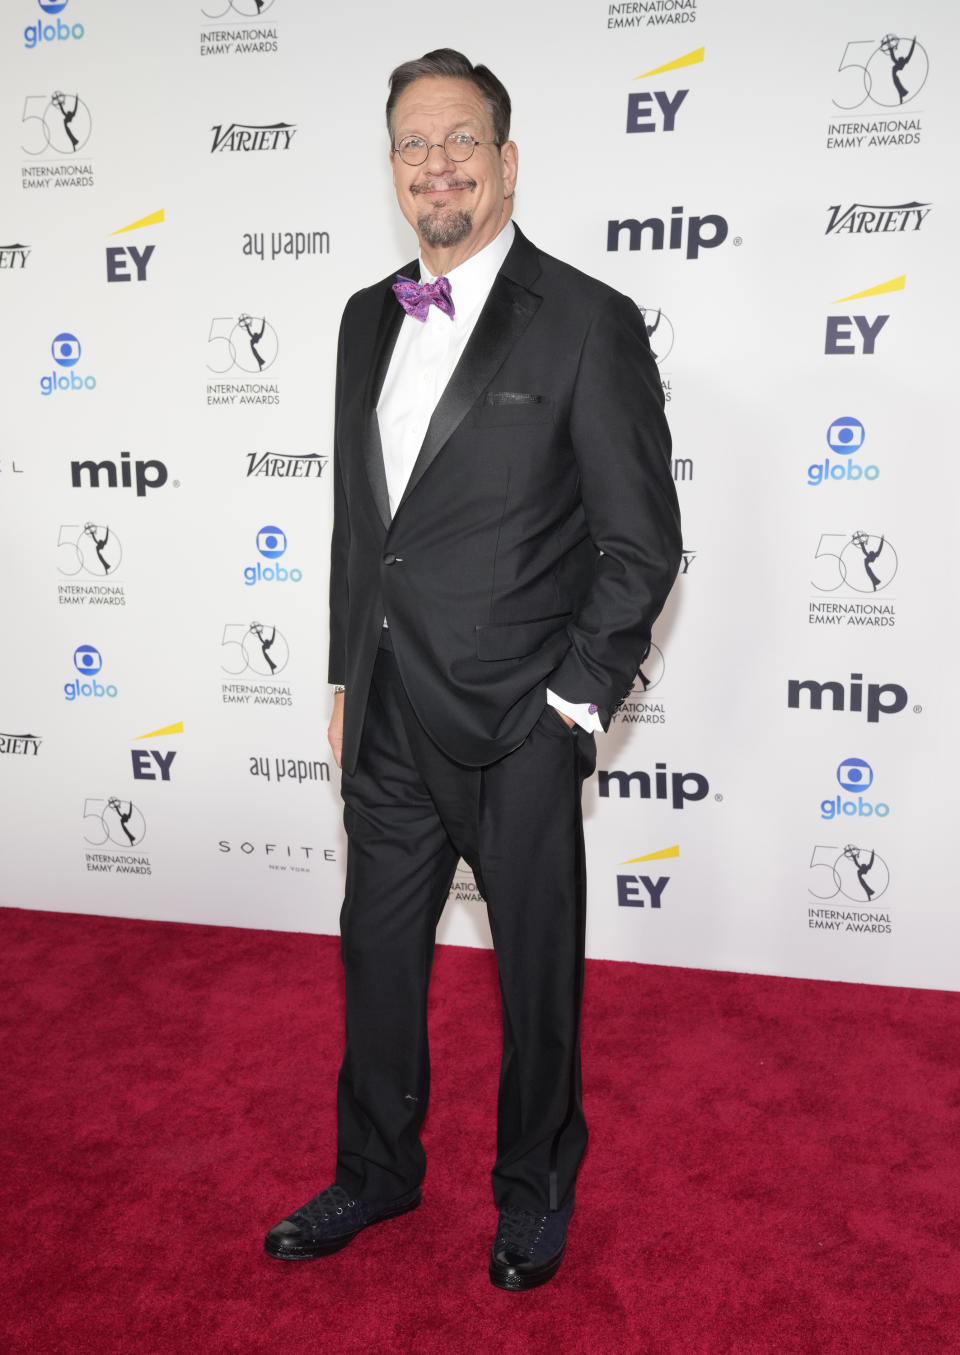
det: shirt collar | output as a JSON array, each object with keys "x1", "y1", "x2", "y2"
[{"x1": 419, "y1": 220, "x2": 515, "y2": 319}]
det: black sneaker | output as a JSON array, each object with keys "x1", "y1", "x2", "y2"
[
  {"x1": 264, "y1": 1182, "x2": 421, "y2": 1260},
  {"x1": 488, "y1": 1200, "x2": 574, "y2": 1290}
]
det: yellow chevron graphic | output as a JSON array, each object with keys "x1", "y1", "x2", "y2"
[
  {"x1": 619, "y1": 845, "x2": 680, "y2": 865},
  {"x1": 134, "y1": 721, "x2": 183, "y2": 740},
  {"x1": 109, "y1": 209, "x2": 165, "y2": 236},
  {"x1": 832, "y1": 275, "x2": 906, "y2": 303},
  {"x1": 635, "y1": 47, "x2": 704, "y2": 79}
]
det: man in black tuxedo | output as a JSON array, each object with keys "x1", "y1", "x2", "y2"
[{"x1": 265, "y1": 48, "x2": 681, "y2": 1289}]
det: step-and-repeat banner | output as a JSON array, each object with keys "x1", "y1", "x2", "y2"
[{"x1": 2, "y1": 0, "x2": 957, "y2": 991}]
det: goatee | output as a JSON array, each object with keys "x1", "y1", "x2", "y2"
[{"x1": 417, "y1": 208, "x2": 473, "y2": 248}]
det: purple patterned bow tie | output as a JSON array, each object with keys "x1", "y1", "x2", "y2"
[{"x1": 393, "y1": 273, "x2": 455, "y2": 322}]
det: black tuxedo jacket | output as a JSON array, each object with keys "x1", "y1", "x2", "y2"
[{"x1": 329, "y1": 225, "x2": 681, "y2": 774}]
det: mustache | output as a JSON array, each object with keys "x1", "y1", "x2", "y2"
[{"x1": 410, "y1": 176, "x2": 476, "y2": 196}]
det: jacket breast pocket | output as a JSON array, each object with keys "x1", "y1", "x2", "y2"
[
  {"x1": 471, "y1": 394, "x2": 553, "y2": 429},
  {"x1": 475, "y1": 613, "x2": 572, "y2": 661}
]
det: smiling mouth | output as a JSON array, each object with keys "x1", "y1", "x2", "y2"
[{"x1": 411, "y1": 177, "x2": 476, "y2": 198}]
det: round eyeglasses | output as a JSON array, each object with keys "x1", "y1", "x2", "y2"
[{"x1": 393, "y1": 132, "x2": 500, "y2": 166}]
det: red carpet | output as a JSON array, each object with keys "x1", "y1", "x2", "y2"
[{"x1": 2, "y1": 905, "x2": 958, "y2": 1354}]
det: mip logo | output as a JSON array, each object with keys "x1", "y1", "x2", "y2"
[
  {"x1": 809, "y1": 416, "x2": 878, "y2": 486},
  {"x1": 207, "y1": 314, "x2": 279, "y2": 373},
  {"x1": 66, "y1": 644, "x2": 118, "y2": 701},
  {"x1": 83, "y1": 797, "x2": 146, "y2": 849},
  {"x1": 598, "y1": 764, "x2": 709, "y2": 809},
  {"x1": 640, "y1": 307, "x2": 674, "y2": 365},
  {"x1": 607, "y1": 205, "x2": 729, "y2": 260},
  {"x1": 244, "y1": 526, "x2": 302, "y2": 586},
  {"x1": 626, "y1": 46, "x2": 702, "y2": 134},
  {"x1": 787, "y1": 673, "x2": 908, "y2": 722},
  {"x1": 825, "y1": 275, "x2": 904, "y2": 357},
  {"x1": 202, "y1": 0, "x2": 277, "y2": 16},
  {"x1": 832, "y1": 35, "x2": 929, "y2": 110},
  {"x1": 616, "y1": 844, "x2": 678, "y2": 909},
  {"x1": 808, "y1": 844, "x2": 890, "y2": 905},
  {"x1": 106, "y1": 210, "x2": 162, "y2": 284},
  {"x1": 821, "y1": 757, "x2": 890, "y2": 822},
  {"x1": 42, "y1": 331, "x2": 96, "y2": 396},
  {"x1": 221, "y1": 622, "x2": 290, "y2": 677},
  {"x1": 25, "y1": 0, "x2": 85, "y2": 48},
  {"x1": 57, "y1": 522, "x2": 123, "y2": 576},
  {"x1": 70, "y1": 450, "x2": 169, "y2": 497},
  {"x1": 812, "y1": 531, "x2": 898, "y2": 594},
  {"x1": 20, "y1": 91, "x2": 92, "y2": 155}
]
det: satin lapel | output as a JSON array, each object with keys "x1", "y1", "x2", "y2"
[
  {"x1": 361, "y1": 264, "x2": 415, "y2": 530},
  {"x1": 396, "y1": 270, "x2": 542, "y2": 513}
]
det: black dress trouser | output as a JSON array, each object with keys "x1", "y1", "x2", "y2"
[{"x1": 335, "y1": 632, "x2": 596, "y2": 1213}]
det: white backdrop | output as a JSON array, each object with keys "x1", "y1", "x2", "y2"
[{"x1": 2, "y1": 0, "x2": 957, "y2": 991}]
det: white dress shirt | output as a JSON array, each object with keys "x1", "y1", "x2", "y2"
[{"x1": 375, "y1": 221, "x2": 601, "y2": 734}]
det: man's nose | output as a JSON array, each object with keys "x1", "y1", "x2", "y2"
[{"x1": 422, "y1": 141, "x2": 456, "y2": 172}]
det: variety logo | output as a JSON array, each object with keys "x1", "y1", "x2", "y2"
[
  {"x1": 809, "y1": 416, "x2": 878, "y2": 486},
  {"x1": 242, "y1": 229, "x2": 330, "y2": 262},
  {"x1": 606, "y1": 0, "x2": 698, "y2": 32},
  {"x1": 826, "y1": 201, "x2": 931, "y2": 235},
  {"x1": 248, "y1": 754, "x2": 330, "y2": 784},
  {"x1": 244, "y1": 526, "x2": 302, "y2": 586},
  {"x1": 131, "y1": 721, "x2": 181, "y2": 783},
  {"x1": 0, "y1": 242, "x2": 30, "y2": 268},
  {"x1": 616, "y1": 844, "x2": 678, "y2": 909},
  {"x1": 245, "y1": 451, "x2": 327, "y2": 479},
  {"x1": 25, "y1": 0, "x2": 84, "y2": 48},
  {"x1": 825, "y1": 275, "x2": 903, "y2": 357},
  {"x1": 611, "y1": 642, "x2": 666, "y2": 725},
  {"x1": 626, "y1": 46, "x2": 701, "y2": 133},
  {"x1": 827, "y1": 35, "x2": 928, "y2": 150},
  {"x1": 787, "y1": 673, "x2": 909, "y2": 723},
  {"x1": 41, "y1": 331, "x2": 96, "y2": 395},
  {"x1": 70, "y1": 450, "x2": 171, "y2": 497},
  {"x1": 65, "y1": 643, "x2": 117, "y2": 700},
  {"x1": 106, "y1": 209, "x2": 162, "y2": 283},
  {"x1": 0, "y1": 730, "x2": 42, "y2": 756},
  {"x1": 607, "y1": 205, "x2": 730, "y2": 259},
  {"x1": 598, "y1": 763, "x2": 709, "y2": 809},
  {"x1": 809, "y1": 531, "x2": 898, "y2": 629},
  {"x1": 821, "y1": 756, "x2": 890, "y2": 821},
  {"x1": 210, "y1": 121, "x2": 296, "y2": 152}
]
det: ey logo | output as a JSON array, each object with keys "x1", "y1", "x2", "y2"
[
  {"x1": 825, "y1": 275, "x2": 904, "y2": 355},
  {"x1": 626, "y1": 47, "x2": 703, "y2": 134},
  {"x1": 106, "y1": 209, "x2": 163, "y2": 283},
  {"x1": 616, "y1": 844, "x2": 678, "y2": 909},
  {"x1": 131, "y1": 719, "x2": 181, "y2": 781}
]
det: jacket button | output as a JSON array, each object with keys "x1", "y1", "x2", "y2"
[{"x1": 382, "y1": 552, "x2": 397, "y2": 566}]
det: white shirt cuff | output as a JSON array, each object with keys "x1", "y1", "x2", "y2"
[{"x1": 546, "y1": 688, "x2": 603, "y2": 733}]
